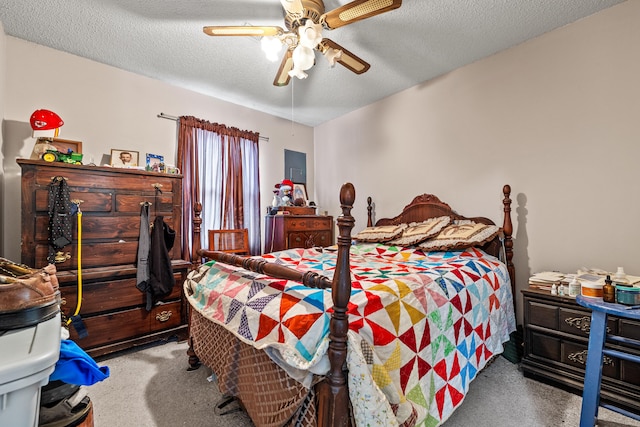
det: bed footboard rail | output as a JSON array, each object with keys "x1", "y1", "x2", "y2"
[{"x1": 197, "y1": 250, "x2": 333, "y2": 289}]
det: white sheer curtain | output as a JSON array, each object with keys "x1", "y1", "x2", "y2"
[
  {"x1": 177, "y1": 116, "x2": 261, "y2": 259},
  {"x1": 197, "y1": 130, "x2": 261, "y2": 253}
]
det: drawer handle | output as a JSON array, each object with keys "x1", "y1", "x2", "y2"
[
  {"x1": 568, "y1": 350, "x2": 614, "y2": 366},
  {"x1": 152, "y1": 183, "x2": 164, "y2": 190},
  {"x1": 156, "y1": 310, "x2": 173, "y2": 322},
  {"x1": 564, "y1": 316, "x2": 610, "y2": 333}
]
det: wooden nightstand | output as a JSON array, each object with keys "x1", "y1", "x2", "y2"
[
  {"x1": 521, "y1": 287, "x2": 640, "y2": 415},
  {"x1": 264, "y1": 214, "x2": 334, "y2": 253}
]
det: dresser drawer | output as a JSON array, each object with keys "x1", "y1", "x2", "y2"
[
  {"x1": 149, "y1": 301, "x2": 183, "y2": 332},
  {"x1": 61, "y1": 272, "x2": 184, "y2": 315},
  {"x1": 32, "y1": 167, "x2": 177, "y2": 193},
  {"x1": 285, "y1": 217, "x2": 332, "y2": 231},
  {"x1": 69, "y1": 300, "x2": 183, "y2": 348},
  {"x1": 288, "y1": 230, "x2": 332, "y2": 248}
]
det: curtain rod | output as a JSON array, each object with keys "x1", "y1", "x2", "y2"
[{"x1": 157, "y1": 112, "x2": 269, "y2": 142}]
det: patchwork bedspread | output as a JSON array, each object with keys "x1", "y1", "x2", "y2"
[{"x1": 185, "y1": 243, "x2": 516, "y2": 427}]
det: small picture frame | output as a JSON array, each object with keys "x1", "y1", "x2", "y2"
[
  {"x1": 292, "y1": 183, "x2": 308, "y2": 203},
  {"x1": 111, "y1": 149, "x2": 139, "y2": 167},
  {"x1": 146, "y1": 153, "x2": 165, "y2": 173}
]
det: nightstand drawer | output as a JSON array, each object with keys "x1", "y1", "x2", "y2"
[
  {"x1": 559, "y1": 307, "x2": 617, "y2": 337},
  {"x1": 562, "y1": 341, "x2": 617, "y2": 378},
  {"x1": 528, "y1": 300, "x2": 558, "y2": 329}
]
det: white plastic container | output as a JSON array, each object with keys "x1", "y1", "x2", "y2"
[{"x1": 0, "y1": 313, "x2": 61, "y2": 427}]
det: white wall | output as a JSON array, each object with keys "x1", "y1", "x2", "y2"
[
  {"x1": 314, "y1": 1, "x2": 640, "y2": 321},
  {"x1": 0, "y1": 22, "x2": 6, "y2": 255},
  {"x1": 1, "y1": 37, "x2": 314, "y2": 260}
]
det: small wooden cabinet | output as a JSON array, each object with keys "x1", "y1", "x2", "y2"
[
  {"x1": 18, "y1": 159, "x2": 190, "y2": 357},
  {"x1": 521, "y1": 288, "x2": 640, "y2": 414},
  {"x1": 264, "y1": 214, "x2": 334, "y2": 253}
]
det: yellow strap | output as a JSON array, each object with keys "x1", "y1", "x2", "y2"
[{"x1": 66, "y1": 210, "x2": 82, "y2": 325}]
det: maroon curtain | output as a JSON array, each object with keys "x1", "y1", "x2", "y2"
[{"x1": 177, "y1": 116, "x2": 260, "y2": 262}]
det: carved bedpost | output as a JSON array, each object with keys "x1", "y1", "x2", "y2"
[
  {"x1": 502, "y1": 185, "x2": 515, "y2": 299},
  {"x1": 192, "y1": 201, "x2": 203, "y2": 268},
  {"x1": 318, "y1": 182, "x2": 355, "y2": 427},
  {"x1": 366, "y1": 196, "x2": 373, "y2": 227}
]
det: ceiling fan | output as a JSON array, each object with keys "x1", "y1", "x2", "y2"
[{"x1": 203, "y1": 0, "x2": 402, "y2": 86}]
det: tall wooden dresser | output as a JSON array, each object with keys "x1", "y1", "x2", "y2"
[
  {"x1": 18, "y1": 159, "x2": 190, "y2": 357},
  {"x1": 264, "y1": 214, "x2": 334, "y2": 253}
]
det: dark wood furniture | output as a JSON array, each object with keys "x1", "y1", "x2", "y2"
[
  {"x1": 521, "y1": 288, "x2": 640, "y2": 415},
  {"x1": 18, "y1": 159, "x2": 190, "y2": 357},
  {"x1": 264, "y1": 214, "x2": 334, "y2": 253},
  {"x1": 187, "y1": 183, "x2": 515, "y2": 427}
]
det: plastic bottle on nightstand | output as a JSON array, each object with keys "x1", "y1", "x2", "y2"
[
  {"x1": 568, "y1": 277, "x2": 581, "y2": 297},
  {"x1": 551, "y1": 283, "x2": 558, "y2": 295},
  {"x1": 558, "y1": 282, "x2": 565, "y2": 296}
]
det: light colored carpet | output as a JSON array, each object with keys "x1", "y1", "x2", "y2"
[{"x1": 86, "y1": 340, "x2": 640, "y2": 427}]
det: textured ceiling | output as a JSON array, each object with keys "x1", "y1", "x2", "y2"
[{"x1": 0, "y1": 0, "x2": 625, "y2": 127}]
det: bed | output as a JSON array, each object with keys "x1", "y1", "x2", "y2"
[{"x1": 183, "y1": 183, "x2": 516, "y2": 427}]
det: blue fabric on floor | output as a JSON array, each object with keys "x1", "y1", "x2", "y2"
[{"x1": 50, "y1": 339, "x2": 110, "y2": 385}]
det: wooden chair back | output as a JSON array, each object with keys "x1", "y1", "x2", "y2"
[{"x1": 207, "y1": 228, "x2": 250, "y2": 255}]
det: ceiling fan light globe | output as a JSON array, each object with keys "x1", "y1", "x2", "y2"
[
  {"x1": 299, "y1": 21, "x2": 323, "y2": 48},
  {"x1": 288, "y1": 68, "x2": 308, "y2": 79},
  {"x1": 292, "y1": 45, "x2": 315, "y2": 71},
  {"x1": 324, "y1": 47, "x2": 343, "y2": 66},
  {"x1": 261, "y1": 36, "x2": 283, "y2": 62}
]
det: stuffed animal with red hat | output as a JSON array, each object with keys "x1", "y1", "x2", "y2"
[{"x1": 274, "y1": 179, "x2": 294, "y2": 206}]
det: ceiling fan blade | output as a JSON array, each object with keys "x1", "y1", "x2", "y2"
[
  {"x1": 203, "y1": 26, "x2": 285, "y2": 37},
  {"x1": 321, "y1": 0, "x2": 402, "y2": 29},
  {"x1": 320, "y1": 39, "x2": 370, "y2": 74},
  {"x1": 280, "y1": 0, "x2": 304, "y2": 14},
  {"x1": 273, "y1": 49, "x2": 294, "y2": 86}
]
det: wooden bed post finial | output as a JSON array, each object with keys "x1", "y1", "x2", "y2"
[
  {"x1": 366, "y1": 196, "x2": 373, "y2": 227},
  {"x1": 319, "y1": 182, "x2": 355, "y2": 427},
  {"x1": 502, "y1": 185, "x2": 515, "y2": 296},
  {"x1": 192, "y1": 201, "x2": 203, "y2": 267}
]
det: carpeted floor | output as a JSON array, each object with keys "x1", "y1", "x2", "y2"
[{"x1": 86, "y1": 340, "x2": 640, "y2": 427}]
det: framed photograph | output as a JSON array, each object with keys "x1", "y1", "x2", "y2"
[
  {"x1": 146, "y1": 153, "x2": 165, "y2": 172},
  {"x1": 111, "y1": 149, "x2": 139, "y2": 167},
  {"x1": 292, "y1": 183, "x2": 308, "y2": 203}
]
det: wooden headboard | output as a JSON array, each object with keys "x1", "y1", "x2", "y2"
[{"x1": 366, "y1": 185, "x2": 515, "y2": 295}]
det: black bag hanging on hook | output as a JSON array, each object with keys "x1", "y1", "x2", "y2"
[{"x1": 47, "y1": 176, "x2": 73, "y2": 264}]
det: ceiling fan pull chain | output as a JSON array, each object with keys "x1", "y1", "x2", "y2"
[{"x1": 291, "y1": 79, "x2": 295, "y2": 136}]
